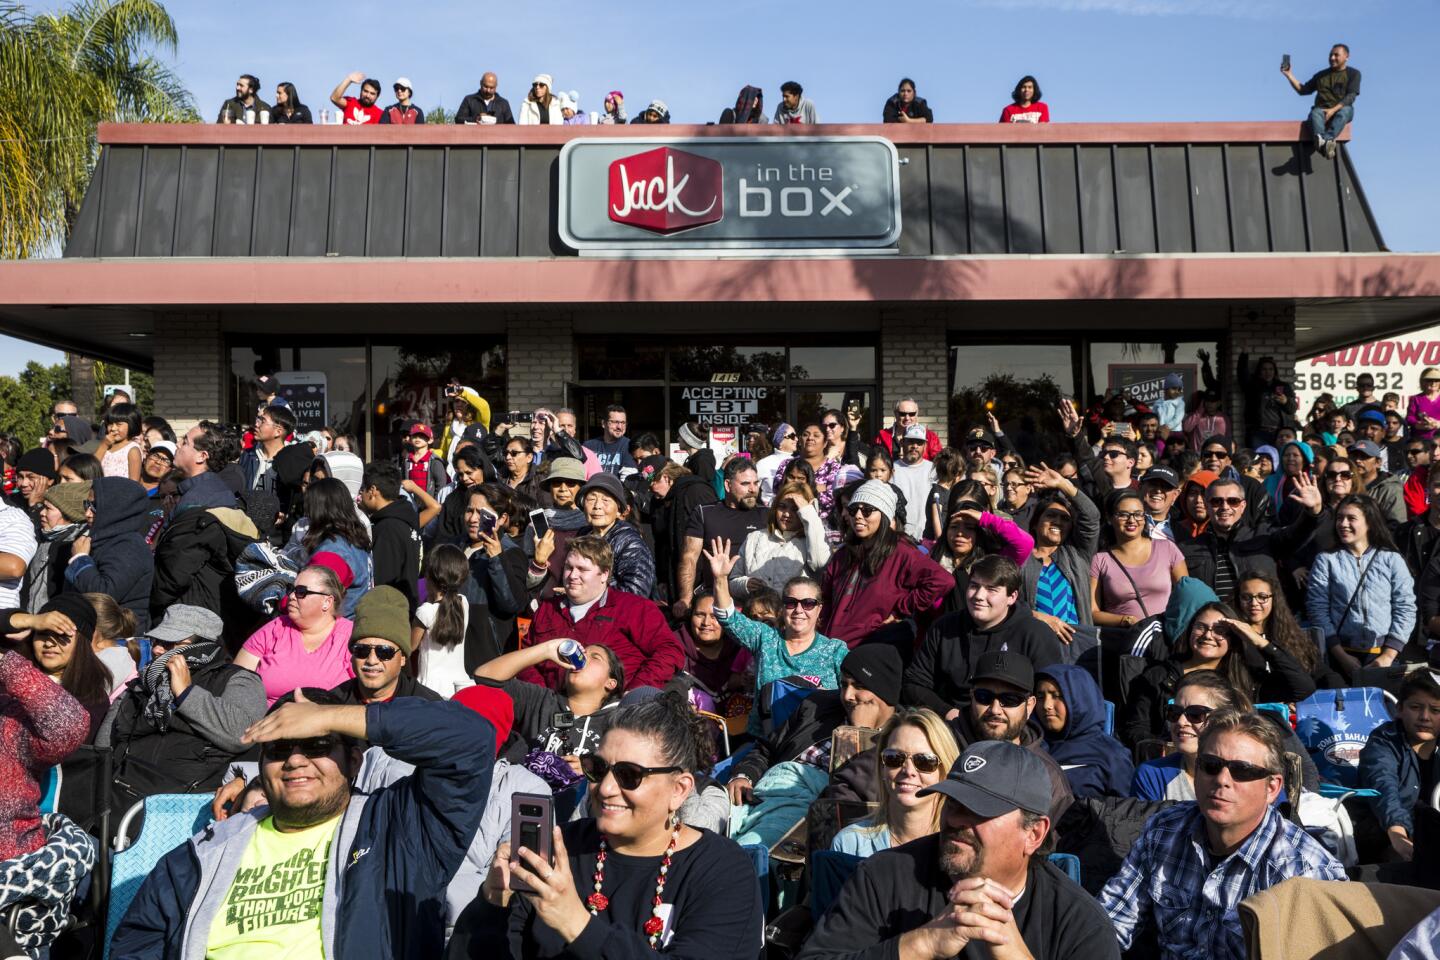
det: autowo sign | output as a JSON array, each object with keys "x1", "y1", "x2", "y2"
[{"x1": 557, "y1": 137, "x2": 901, "y2": 251}]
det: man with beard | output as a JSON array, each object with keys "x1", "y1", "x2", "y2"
[
  {"x1": 330, "y1": 72, "x2": 383, "y2": 125},
  {"x1": 112, "y1": 691, "x2": 497, "y2": 959},
  {"x1": 799, "y1": 740, "x2": 1118, "y2": 960},
  {"x1": 675, "y1": 458, "x2": 763, "y2": 615},
  {"x1": 217, "y1": 73, "x2": 268, "y2": 123},
  {"x1": 892, "y1": 427, "x2": 937, "y2": 540}
]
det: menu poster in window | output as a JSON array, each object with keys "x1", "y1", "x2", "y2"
[
  {"x1": 709, "y1": 426, "x2": 739, "y2": 461},
  {"x1": 275, "y1": 372, "x2": 328, "y2": 432},
  {"x1": 1106, "y1": 364, "x2": 1196, "y2": 407}
]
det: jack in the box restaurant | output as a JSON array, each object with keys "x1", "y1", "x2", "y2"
[{"x1": 0, "y1": 119, "x2": 1438, "y2": 454}]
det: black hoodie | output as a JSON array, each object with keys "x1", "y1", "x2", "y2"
[
  {"x1": 651, "y1": 474, "x2": 719, "y2": 600},
  {"x1": 370, "y1": 499, "x2": 421, "y2": 610},
  {"x1": 901, "y1": 601, "x2": 1065, "y2": 714},
  {"x1": 65, "y1": 477, "x2": 155, "y2": 631}
]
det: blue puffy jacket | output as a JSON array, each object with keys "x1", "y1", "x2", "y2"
[
  {"x1": 1305, "y1": 548, "x2": 1416, "y2": 657},
  {"x1": 111, "y1": 698, "x2": 494, "y2": 960}
]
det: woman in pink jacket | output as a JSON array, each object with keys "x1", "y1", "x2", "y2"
[{"x1": 1406, "y1": 366, "x2": 1440, "y2": 440}]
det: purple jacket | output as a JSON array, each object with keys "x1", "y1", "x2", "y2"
[{"x1": 1407, "y1": 393, "x2": 1440, "y2": 439}]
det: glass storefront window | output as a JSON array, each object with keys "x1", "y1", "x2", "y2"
[
  {"x1": 571, "y1": 387, "x2": 667, "y2": 446},
  {"x1": 371, "y1": 343, "x2": 507, "y2": 463},
  {"x1": 791, "y1": 389, "x2": 875, "y2": 439},
  {"x1": 950, "y1": 344, "x2": 1075, "y2": 463},
  {"x1": 1086, "y1": 340, "x2": 1220, "y2": 406},
  {"x1": 577, "y1": 341, "x2": 664, "y2": 381},
  {"x1": 669, "y1": 346, "x2": 788, "y2": 383},
  {"x1": 789, "y1": 346, "x2": 876, "y2": 381}
]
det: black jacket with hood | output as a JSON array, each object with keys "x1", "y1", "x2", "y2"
[
  {"x1": 729, "y1": 689, "x2": 846, "y2": 786},
  {"x1": 901, "y1": 602, "x2": 1065, "y2": 714},
  {"x1": 371, "y1": 499, "x2": 422, "y2": 610},
  {"x1": 64, "y1": 477, "x2": 155, "y2": 631},
  {"x1": 651, "y1": 474, "x2": 718, "y2": 601},
  {"x1": 151, "y1": 472, "x2": 262, "y2": 648}
]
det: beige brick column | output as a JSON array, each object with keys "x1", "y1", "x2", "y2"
[
  {"x1": 880, "y1": 309, "x2": 950, "y2": 445},
  {"x1": 506, "y1": 314, "x2": 574, "y2": 412},
  {"x1": 1227, "y1": 304, "x2": 1297, "y2": 442},
  {"x1": 153, "y1": 312, "x2": 225, "y2": 432}
]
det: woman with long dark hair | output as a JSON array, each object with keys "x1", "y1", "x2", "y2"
[
  {"x1": 286, "y1": 477, "x2": 373, "y2": 617},
  {"x1": 1000, "y1": 75, "x2": 1049, "y2": 123},
  {"x1": 412, "y1": 544, "x2": 471, "y2": 696},
  {"x1": 928, "y1": 480, "x2": 1033, "y2": 606},
  {"x1": 1089, "y1": 489, "x2": 1187, "y2": 630},
  {"x1": 777, "y1": 423, "x2": 842, "y2": 524},
  {"x1": 820, "y1": 480, "x2": 952, "y2": 647},
  {"x1": 27, "y1": 593, "x2": 114, "y2": 740},
  {"x1": 821, "y1": 407, "x2": 871, "y2": 470},
  {"x1": 1307, "y1": 493, "x2": 1415, "y2": 679},
  {"x1": 469, "y1": 691, "x2": 762, "y2": 960},
  {"x1": 1236, "y1": 570, "x2": 1340, "y2": 688},
  {"x1": 882, "y1": 77, "x2": 933, "y2": 124},
  {"x1": 271, "y1": 82, "x2": 313, "y2": 123}
]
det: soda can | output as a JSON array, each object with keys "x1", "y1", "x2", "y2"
[{"x1": 558, "y1": 639, "x2": 587, "y2": 672}]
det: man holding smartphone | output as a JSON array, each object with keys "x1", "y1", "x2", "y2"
[{"x1": 1282, "y1": 44, "x2": 1360, "y2": 159}]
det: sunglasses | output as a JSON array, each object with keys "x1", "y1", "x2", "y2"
[
  {"x1": 290, "y1": 585, "x2": 332, "y2": 600},
  {"x1": 1100, "y1": 450, "x2": 1129, "y2": 459},
  {"x1": 972, "y1": 688, "x2": 1029, "y2": 709},
  {"x1": 896, "y1": 410, "x2": 919, "y2": 418},
  {"x1": 1408, "y1": 448, "x2": 1427, "y2": 456},
  {"x1": 503, "y1": 449, "x2": 527, "y2": 457},
  {"x1": 966, "y1": 442, "x2": 994, "y2": 451},
  {"x1": 262, "y1": 736, "x2": 340, "y2": 760},
  {"x1": 782, "y1": 432, "x2": 797, "y2": 441},
  {"x1": 1325, "y1": 470, "x2": 1353, "y2": 480},
  {"x1": 1165, "y1": 704, "x2": 1215, "y2": 725},
  {"x1": 1207, "y1": 496, "x2": 1245, "y2": 508},
  {"x1": 822, "y1": 422, "x2": 842, "y2": 430},
  {"x1": 879, "y1": 749, "x2": 943, "y2": 774},
  {"x1": 82, "y1": 498, "x2": 96, "y2": 513},
  {"x1": 848, "y1": 503, "x2": 879, "y2": 519},
  {"x1": 782, "y1": 596, "x2": 821, "y2": 611},
  {"x1": 1196, "y1": 753, "x2": 1276, "y2": 782},
  {"x1": 349, "y1": 642, "x2": 400, "y2": 662},
  {"x1": 579, "y1": 755, "x2": 682, "y2": 790}
]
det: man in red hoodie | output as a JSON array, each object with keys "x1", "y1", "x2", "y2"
[
  {"x1": 873, "y1": 397, "x2": 942, "y2": 461},
  {"x1": 522, "y1": 535, "x2": 684, "y2": 691}
]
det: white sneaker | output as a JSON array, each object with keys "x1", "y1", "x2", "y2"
[{"x1": 1326, "y1": 139, "x2": 1338, "y2": 160}]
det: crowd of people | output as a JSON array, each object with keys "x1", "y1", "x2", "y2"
[
  {"x1": 5, "y1": 337, "x2": 1440, "y2": 960},
  {"x1": 213, "y1": 42, "x2": 1359, "y2": 145}
]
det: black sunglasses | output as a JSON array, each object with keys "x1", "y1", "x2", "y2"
[
  {"x1": 879, "y1": 749, "x2": 943, "y2": 774},
  {"x1": 1165, "y1": 704, "x2": 1215, "y2": 725},
  {"x1": 1197, "y1": 753, "x2": 1276, "y2": 782},
  {"x1": 1207, "y1": 496, "x2": 1245, "y2": 508},
  {"x1": 579, "y1": 755, "x2": 682, "y2": 790},
  {"x1": 1203, "y1": 449, "x2": 1231, "y2": 458},
  {"x1": 848, "y1": 503, "x2": 879, "y2": 519},
  {"x1": 262, "y1": 736, "x2": 340, "y2": 760},
  {"x1": 291, "y1": 585, "x2": 332, "y2": 600},
  {"x1": 82, "y1": 498, "x2": 96, "y2": 513},
  {"x1": 972, "y1": 688, "x2": 1029, "y2": 709},
  {"x1": 1325, "y1": 470, "x2": 1353, "y2": 480},
  {"x1": 782, "y1": 596, "x2": 821, "y2": 611},
  {"x1": 349, "y1": 642, "x2": 400, "y2": 662}
]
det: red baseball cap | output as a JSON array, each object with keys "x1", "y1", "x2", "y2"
[{"x1": 408, "y1": 422, "x2": 434, "y2": 439}]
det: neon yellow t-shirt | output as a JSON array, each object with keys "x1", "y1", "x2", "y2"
[{"x1": 205, "y1": 815, "x2": 337, "y2": 960}]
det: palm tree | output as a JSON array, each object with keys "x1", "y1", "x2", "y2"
[{"x1": 0, "y1": 0, "x2": 197, "y2": 258}]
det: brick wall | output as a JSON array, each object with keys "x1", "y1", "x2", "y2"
[
  {"x1": 153, "y1": 312, "x2": 225, "y2": 432},
  {"x1": 880, "y1": 309, "x2": 950, "y2": 444},
  {"x1": 1226, "y1": 304, "x2": 1297, "y2": 443},
  {"x1": 507, "y1": 314, "x2": 574, "y2": 411}
]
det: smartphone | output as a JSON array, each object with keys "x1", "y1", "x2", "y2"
[
  {"x1": 478, "y1": 509, "x2": 498, "y2": 538},
  {"x1": 529, "y1": 508, "x2": 550, "y2": 539},
  {"x1": 508, "y1": 793, "x2": 555, "y2": 893},
  {"x1": 1281, "y1": 53, "x2": 1291, "y2": 71}
]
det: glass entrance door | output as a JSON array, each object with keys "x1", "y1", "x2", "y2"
[{"x1": 791, "y1": 386, "x2": 876, "y2": 442}]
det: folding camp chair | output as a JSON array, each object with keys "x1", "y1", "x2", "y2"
[
  {"x1": 104, "y1": 794, "x2": 213, "y2": 959},
  {"x1": 1294, "y1": 687, "x2": 1394, "y2": 788}
]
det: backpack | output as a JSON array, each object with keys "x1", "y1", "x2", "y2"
[
  {"x1": 234, "y1": 541, "x2": 301, "y2": 615},
  {"x1": 1296, "y1": 790, "x2": 1360, "y2": 867}
]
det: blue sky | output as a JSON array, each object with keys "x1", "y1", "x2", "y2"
[{"x1": 6, "y1": 0, "x2": 1436, "y2": 374}]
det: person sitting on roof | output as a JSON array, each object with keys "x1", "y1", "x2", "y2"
[{"x1": 1282, "y1": 44, "x2": 1360, "y2": 160}]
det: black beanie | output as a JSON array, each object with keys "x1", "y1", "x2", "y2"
[
  {"x1": 841, "y1": 644, "x2": 903, "y2": 706},
  {"x1": 40, "y1": 592, "x2": 98, "y2": 644},
  {"x1": 16, "y1": 448, "x2": 57, "y2": 481}
]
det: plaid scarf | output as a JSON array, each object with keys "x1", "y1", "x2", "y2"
[{"x1": 140, "y1": 639, "x2": 224, "y2": 732}]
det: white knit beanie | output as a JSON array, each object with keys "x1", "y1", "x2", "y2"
[{"x1": 851, "y1": 480, "x2": 897, "y2": 521}]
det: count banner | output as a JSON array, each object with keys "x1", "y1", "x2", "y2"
[{"x1": 558, "y1": 137, "x2": 901, "y2": 252}]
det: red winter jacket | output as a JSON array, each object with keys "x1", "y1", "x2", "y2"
[
  {"x1": 873, "y1": 427, "x2": 944, "y2": 461},
  {"x1": 522, "y1": 590, "x2": 685, "y2": 691},
  {"x1": 0, "y1": 645, "x2": 88, "y2": 861},
  {"x1": 820, "y1": 541, "x2": 955, "y2": 647}
]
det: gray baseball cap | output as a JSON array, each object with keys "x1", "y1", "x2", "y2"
[
  {"x1": 149, "y1": 604, "x2": 224, "y2": 644},
  {"x1": 918, "y1": 741, "x2": 1052, "y2": 818}
]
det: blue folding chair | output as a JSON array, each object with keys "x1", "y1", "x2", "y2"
[
  {"x1": 1047, "y1": 852, "x2": 1082, "y2": 885},
  {"x1": 37, "y1": 765, "x2": 60, "y2": 815},
  {"x1": 1295, "y1": 687, "x2": 1394, "y2": 788},
  {"x1": 761, "y1": 678, "x2": 819, "y2": 736},
  {"x1": 104, "y1": 794, "x2": 213, "y2": 959},
  {"x1": 1102, "y1": 701, "x2": 1115, "y2": 736}
]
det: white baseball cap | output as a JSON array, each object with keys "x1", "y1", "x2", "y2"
[{"x1": 394, "y1": 77, "x2": 413, "y2": 90}]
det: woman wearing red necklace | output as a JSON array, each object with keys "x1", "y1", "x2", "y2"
[{"x1": 470, "y1": 692, "x2": 762, "y2": 958}]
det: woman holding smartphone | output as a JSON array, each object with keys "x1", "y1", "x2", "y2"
[{"x1": 465, "y1": 692, "x2": 763, "y2": 960}]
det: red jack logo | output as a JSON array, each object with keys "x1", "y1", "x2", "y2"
[{"x1": 609, "y1": 147, "x2": 723, "y2": 234}]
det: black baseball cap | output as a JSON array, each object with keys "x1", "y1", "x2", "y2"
[
  {"x1": 1141, "y1": 467, "x2": 1180, "y2": 490},
  {"x1": 918, "y1": 741, "x2": 1052, "y2": 818},
  {"x1": 968, "y1": 651, "x2": 1034, "y2": 694}
]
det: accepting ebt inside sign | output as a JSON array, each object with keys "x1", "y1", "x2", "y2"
[{"x1": 558, "y1": 137, "x2": 901, "y2": 251}]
